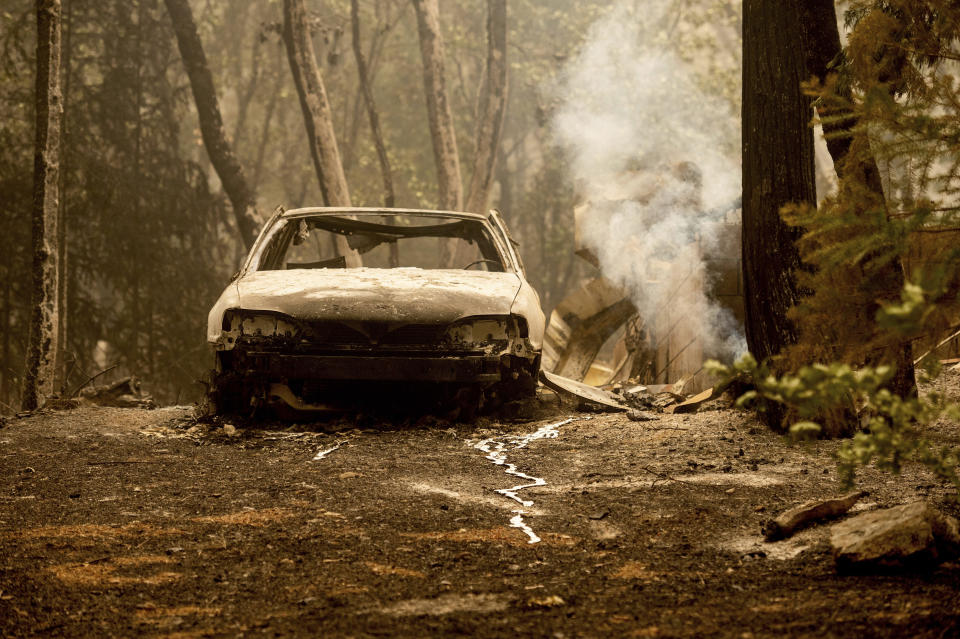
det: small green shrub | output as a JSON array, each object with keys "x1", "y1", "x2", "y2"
[{"x1": 706, "y1": 355, "x2": 960, "y2": 494}]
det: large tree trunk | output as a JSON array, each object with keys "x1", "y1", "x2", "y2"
[
  {"x1": 799, "y1": 0, "x2": 916, "y2": 397},
  {"x1": 164, "y1": 0, "x2": 261, "y2": 251},
  {"x1": 283, "y1": 0, "x2": 359, "y2": 266},
  {"x1": 741, "y1": 1, "x2": 815, "y2": 368},
  {"x1": 465, "y1": 0, "x2": 508, "y2": 215},
  {"x1": 22, "y1": 0, "x2": 63, "y2": 411},
  {"x1": 351, "y1": 0, "x2": 394, "y2": 208},
  {"x1": 412, "y1": 0, "x2": 463, "y2": 212}
]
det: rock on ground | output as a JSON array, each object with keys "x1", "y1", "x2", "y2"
[{"x1": 831, "y1": 501, "x2": 960, "y2": 571}]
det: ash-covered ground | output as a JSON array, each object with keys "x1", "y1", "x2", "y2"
[{"x1": 1, "y1": 375, "x2": 959, "y2": 638}]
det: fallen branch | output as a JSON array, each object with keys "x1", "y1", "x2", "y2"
[
  {"x1": 763, "y1": 490, "x2": 867, "y2": 541},
  {"x1": 68, "y1": 363, "x2": 119, "y2": 398}
]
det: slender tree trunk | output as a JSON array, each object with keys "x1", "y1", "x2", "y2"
[
  {"x1": 342, "y1": 28, "x2": 378, "y2": 174},
  {"x1": 741, "y1": 1, "x2": 815, "y2": 373},
  {"x1": 164, "y1": 0, "x2": 261, "y2": 250},
  {"x1": 283, "y1": 0, "x2": 359, "y2": 265},
  {"x1": 465, "y1": 0, "x2": 507, "y2": 215},
  {"x1": 252, "y1": 47, "x2": 283, "y2": 192},
  {"x1": 283, "y1": 0, "x2": 352, "y2": 208},
  {"x1": 230, "y1": 1, "x2": 258, "y2": 150},
  {"x1": 412, "y1": 0, "x2": 463, "y2": 212},
  {"x1": 22, "y1": 0, "x2": 63, "y2": 411},
  {"x1": 1, "y1": 281, "x2": 11, "y2": 407},
  {"x1": 799, "y1": 0, "x2": 916, "y2": 397},
  {"x1": 496, "y1": 144, "x2": 512, "y2": 221},
  {"x1": 131, "y1": 0, "x2": 144, "y2": 374},
  {"x1": 55, "y1": 0, "x2": 72, "y2": 394},
  {"x1": 251, "y1": 87, "x2": 279, "y2": 191},
  {"x1": 351, "y1": 0, "x2": 394, "y2": 208}
]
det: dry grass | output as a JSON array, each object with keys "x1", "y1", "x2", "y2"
[
  {"x1": 50, "y1": 555, "x2": 182, "y2": 586},
  {"x1": 9, "y1": 523, "x2": 184, "y2": 541},
  {"x1": 135, "y1": 606, "x2": 222, "y2": 619},
  {"x1": 610, "y1": 561, "x2": 662, "y2": 581},
  {"x1": 364, "y1": 562, "x2": 426, "y2": 578},
  {"x1": 191, "y1": 508, "x2": 294, "y2": 526}
]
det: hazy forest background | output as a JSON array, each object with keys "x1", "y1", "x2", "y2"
[{"x1": 0, "y1": 0, "x2": 743, "y2": 411}]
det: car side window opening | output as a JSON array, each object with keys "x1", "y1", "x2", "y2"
[{"x1": 257, "y1": 215, "x2": 508, "y2": 272}]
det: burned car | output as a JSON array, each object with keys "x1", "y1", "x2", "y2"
[{"x1": 206, "y1": 207, "x2": 545, "y2": 414}]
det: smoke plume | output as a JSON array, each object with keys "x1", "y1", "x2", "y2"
[{"x1": 551, "y1": 0, "x2": 746, "y2": 362}]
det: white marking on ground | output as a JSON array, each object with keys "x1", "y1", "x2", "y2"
[
  {"x1": 509, "y1": 513, "x2": 541, "y2": 544},
  {"x1": 470, "y1": 418, "x2": 578, "y2": 544},
  {"x1": 312, "y1": 440, "x2": 346, "y2": 461},
  {"x1": 406, "y1": 481, "x2": 544, "y2": 513}
]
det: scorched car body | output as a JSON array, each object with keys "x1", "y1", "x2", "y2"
[{"x1": 206, "y1": 207, "x2": 545, "y2": 413}]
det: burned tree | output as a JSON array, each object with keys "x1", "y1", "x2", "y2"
[
  {"x1": 464, "y1": 0, "x2": 508, "y2": 215},
  {"x1": 413, "y1": 0, "x2": 509, "y2": 265},
  {"x1": 741, "y1": 1, "x2": 815, "y2": 366},
  {"x1": 283, "y1": 0, "x2": 358, "y2": 265},
  {"x1": 351, "y1": 0, "x2": 395, "y2": 209},
  {"x1": 797, "y1": 0, "x2": 916, "y2": 397},
  {"x1": 412, "y1": 0, "x2": 463, "y2": 212},
  {"x1": 22, "y1": 0, "x2": 63, "y2": 411},
  {"x1": 283, "y1": 0, "x2": 352, "y2": 209},
  {"x1": 164, "y1": 0, "x2": 261, "y2": 251}
]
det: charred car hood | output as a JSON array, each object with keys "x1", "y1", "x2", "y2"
[{"x1": 235, "y1": 268, "x2": 522, "y2": 324}]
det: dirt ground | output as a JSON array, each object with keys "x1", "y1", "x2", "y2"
[{"x1": 2, "y1": 374, "x2": 960, "y2": 638}]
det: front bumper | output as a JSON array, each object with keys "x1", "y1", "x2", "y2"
[{"x1": 237, "y1": 351, "x2": 502, "y2": 383}]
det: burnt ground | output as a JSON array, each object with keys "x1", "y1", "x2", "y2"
[{"x1": 1, "y1": 374, "x2": 960, "y2": 638}]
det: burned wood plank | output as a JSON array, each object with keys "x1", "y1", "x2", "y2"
[
  {"x1": 763, "y1": 490, "x2": 868, "y2": 542},
  {"x1": 543, "y1": 278, "x2": 636, "y2": 383},
  {"x1": 539, "y1": 370, "x2": 626, "y2": 412}
]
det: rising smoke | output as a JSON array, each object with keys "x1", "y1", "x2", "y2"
[{"x1": 551, "y1": 0, "x2": 746, "y2": 361}]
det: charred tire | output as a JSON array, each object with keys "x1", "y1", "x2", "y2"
[
  {"x1": 496, "y1": 355, "x2": 540, "y2": 402},
  {"x1": 208, "y1": 352, "x2": 246, "y2": 415}
]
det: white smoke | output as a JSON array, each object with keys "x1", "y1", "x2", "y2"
[{"x1": 551, "y1": 0, "x2": 746, "y2": 362}]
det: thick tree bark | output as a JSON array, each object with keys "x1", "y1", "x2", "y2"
[
  {"x1": 22, "y1": 0, "x2": 62, "y2": 411},
  {"x1": 465, "y1": 0, "x2": 508, "y2": 215},
  {"x1": 412, "y1": 0, "x2": 463, "y2": 211},
  {"x1": 799, "y1": 0, "x2": 916, "y2": 397},
  {"x1": 283, "y1": 0, "x2": 359, "y2": 266},
  {"x1": 164, "y1": 0, "x2": 261, "y2": 251},
  {"x1": 351, "y1": 0, "x2": 394, "y2": 208},
  {"x1": 741, "y1": 1, "x2": 815, "y2": 366}
]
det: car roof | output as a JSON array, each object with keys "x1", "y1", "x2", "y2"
[{"x1": 282, "y1": 207, "x2": 489, "y2": 221}]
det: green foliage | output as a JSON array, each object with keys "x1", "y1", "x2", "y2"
[
  {"x1": 706, "y1": 356, "x2": 960, "y2": 493},
  {"x1": 741, "y1": 0, "x2": 960, "y2": 491},
  {"x1": 780, "y1": 0, "x2": 960, "y2": 375}
]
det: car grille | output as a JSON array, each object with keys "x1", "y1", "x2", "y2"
[
  {"x1": 310, "y1": 322, "x2": 368, "y2": 345},
  {"x1": 301, "y1": 321, "x2": 448, "y2": 347},
  {"x1": 380, "y1": 324, "x2": 447, "y2": 345}
]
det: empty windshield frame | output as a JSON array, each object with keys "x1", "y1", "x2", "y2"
[{"x1": 246, "y1": 212, "x2": 514, "y2": 273}]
